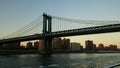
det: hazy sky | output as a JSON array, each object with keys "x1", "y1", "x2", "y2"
[{"x1": 0, "y1": 0, "x2": 120, "y2": 47}]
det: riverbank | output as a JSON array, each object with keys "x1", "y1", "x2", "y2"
[
  {"x1": 0, "y1": 50, "x2": 37, "y2": 55},
  {"x1": 0, "y1": 50, "x2": 120, "y2": 55},
  {"x1": 52, "y1": 50, "x2": 120, "y2": 53}
]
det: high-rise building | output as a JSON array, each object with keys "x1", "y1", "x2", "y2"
[
  {"x1": 104, "y1": 46, "x2": 109, "y2": 50},
  {"x1": 70, "y1": 42, "x2": 81, "y2": 51},
  {"x1": 93, "y1": 44, "x2": 97, "y2": 50},
  {"x1": 52, "y1": 38, "x2": 62, "y2": 50},
  {"x1": 4, "y1": 42, "x2": 20, "y2": 49},
  {"x1": 85, "y1": 40, "x2": 93, "y2": 50},
  {"x1": 20, "y1": 45, "x2": 25, "y2": 49},
  {"x1": 109, "y1": 44, "x2": 117, "y2": 51},
  {"x1": 61, "y1": 38, "x2": 70, "y2": 50},
  {"x1": 52, "y1": 38, "x2": 70, "y2": 50},
  {"x1": 34, "y1": 41, "x2": 39, "y2": 49},
  {"x1": 26, "y1": 41, "x2": 33, "y2": 48},
  {"x1": 98, "y1": 43, "x2": 104, "y2": 50},
  {"x1": 81, "y1": 46, "x2": 83, "y2": 50}
]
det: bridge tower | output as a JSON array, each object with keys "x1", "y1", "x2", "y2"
[{"x1": 38, "y1": 13, "x2": 52, "y2": 54}]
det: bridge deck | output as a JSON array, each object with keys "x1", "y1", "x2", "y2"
[{"x1": 0, "y1": 24, "x2": 120, "y2": 43}]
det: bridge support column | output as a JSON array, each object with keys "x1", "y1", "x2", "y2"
[
  {"x1": 38, "y1": 13, "x2": 52, "y2": 54},
  {"x1": 38, "y1": 38, "x2": 52, "y2": 54}
]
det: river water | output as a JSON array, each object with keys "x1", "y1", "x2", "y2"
[{"x1": 0, "y1": 53, "x2": 120, "y2": 68}]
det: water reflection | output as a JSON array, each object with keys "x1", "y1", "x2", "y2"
[
  {"x1": 0, "y1": 53, "x2": 120, "y2": 68},
  {"x1": 38, "y1": 54, "x2": 71, "y2": 68},
  {"x1": 39, "y1": 55, "x2": 53, "y2": 67}
]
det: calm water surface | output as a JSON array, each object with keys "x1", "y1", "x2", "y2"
[{"x1": 0, "y1": 53, "x2": 120, "y2": 68}]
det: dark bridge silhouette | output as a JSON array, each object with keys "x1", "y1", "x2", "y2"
[{"x1": 0, "y1": 13, "x2": 120, "y2": 54}]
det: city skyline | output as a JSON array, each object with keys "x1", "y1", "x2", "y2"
[
  {"x1": 20, "y1": 38, "x2": 119, "y2": 52},
  {"x1": 0, "y1": 38, "x2": 118, "y2": 51},
  {"x1": 64, "y1": 32, "x2": 120, "y2": 48},
  {"x1": 21, "y1": 38, "x2": 119, "y2": 49},
  {"x1": 0, "y1": 0, "x2": 120, "y2": 47}
]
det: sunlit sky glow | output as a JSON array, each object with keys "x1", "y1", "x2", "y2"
[{"x1": 0, "y1": 0, "x2": 120, "y2": 48}]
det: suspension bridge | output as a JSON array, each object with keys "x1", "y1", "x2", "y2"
[{"x1": 0, "y1": 13, "x2": 120, "y2": 54}]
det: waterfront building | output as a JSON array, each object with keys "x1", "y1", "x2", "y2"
[
  {"x1": 93, "y1": 44, "x2": 97, "y2": 50},
  {"x1": 26, "y1": 41, "x2": 33, "y2": 48},
  {"x1": 85, "y1": 40, "x2": 94, "y2": 50},
  {"x1": 4, "y1": 42, "x2": 20, "y2": 49},
  {"x1": 52, "y1": 38, "x2": 70, "y2": 50},
  {"x1": 34, "y1": 41, "x2": 39, "y2": 49},
  {"x1": 20, "y1": 45, "x2": 25, "y2": 49},
  {"x1": 104, "y1": 46, "x2": 109, "y2": 50},
  {"x1": 109, "y1": 44, "x2": 117, "y2": 51},
  {"x1": 52, "y1": 38, "x2": 62, "y2": 50},
  {"x1": 70, "y1": 42, "x2": 81, "y2": 51},
  {"x1": 81, "y1": 46, "x2": 83, "y2": 50},
  {"x1": 61, "y1": 38, "x2": 70, "y2": 50},
  {"x1": 98, "y1": 43, "x2": 104, "y2": 50}
]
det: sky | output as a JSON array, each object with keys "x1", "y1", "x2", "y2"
[{"x1": 0, "y1": 0, "x2": 120, "y2": 48}]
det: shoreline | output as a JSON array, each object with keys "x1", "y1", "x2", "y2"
[
  {"x1": 0, "y1": 50, "x2": 120, "y2": 55},
  {"x1": 0, "y1": 50, "x2": 38, "y2": 55}
]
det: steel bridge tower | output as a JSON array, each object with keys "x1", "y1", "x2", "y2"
[{"x1": 38, "y1": 13, "x2": 52, "y2": 54}]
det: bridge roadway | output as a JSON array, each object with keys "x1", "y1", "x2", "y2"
[{"x1": 0, "y1": 24, "x2": 120, "y2": 43}]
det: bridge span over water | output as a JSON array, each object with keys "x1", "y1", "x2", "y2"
[{"x1": 0, "y1": 13, "x2": 120, "y2": 54}]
